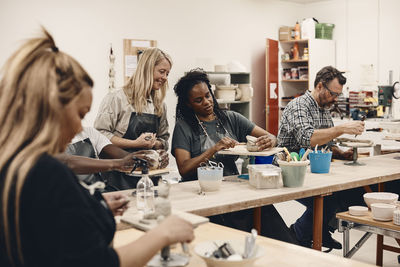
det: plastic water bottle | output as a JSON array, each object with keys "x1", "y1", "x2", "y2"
[{"x1": 136, "y1": 164, "x2": 155, "y2": 215}]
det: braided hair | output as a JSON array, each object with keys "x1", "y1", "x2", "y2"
[{"x1": 173, "y1": 69, "x2": 227, "y2": 134}]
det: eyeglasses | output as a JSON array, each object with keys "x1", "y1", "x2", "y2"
[{"x1": 323, "y1": 84, "x2": 342, "y2": 98}]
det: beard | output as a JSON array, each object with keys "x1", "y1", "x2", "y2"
[{"x1": 318, "y1": 94, "x2": 336, "y2": 110}]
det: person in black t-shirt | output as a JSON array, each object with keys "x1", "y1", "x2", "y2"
[
  {"x1": 0, "y1": 28, "x2": 193, "y2": 267},
  {"x1": 171, "y1": 70, "x2": 297, "y2": 245}
]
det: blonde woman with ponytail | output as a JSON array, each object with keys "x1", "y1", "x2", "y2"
[
  {"x1": 0, "y1": 29, "x2": 193, "y2": 267},
  {"x1": 94, "y1": 48, "x2": 172, "y2": 152}
]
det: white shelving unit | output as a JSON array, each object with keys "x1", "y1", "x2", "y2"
[
  {"x1": 206, "y1": 72, "x2": 252, "y2": 120},
  {"x1": 279, "y1": 39, "x2": 336, "y2": 111}
]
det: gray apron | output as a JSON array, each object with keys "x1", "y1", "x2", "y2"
[
  {"x1": 197, "y1": 118, "x2": 239, "y2": 177},
  {"x1": 66, "y1": 138, "x2": 105, "y2": 185},
  {"x1": 104, "y1": 112, "x2": 160, "y2": 190}
]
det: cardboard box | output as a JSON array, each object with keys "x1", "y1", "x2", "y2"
[{"x1": 279, "y1": 26, "x2": 294, "y2": 41}]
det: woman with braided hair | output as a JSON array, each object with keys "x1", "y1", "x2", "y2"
[{"x1": 171, "y1": 69, "x2": 297, "y2": 245}]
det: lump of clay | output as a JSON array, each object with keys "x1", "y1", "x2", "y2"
[
  {"x1": 131, "y1": 149, "x2": 169, "y2": 170},
  {"x1": 246, "y1": 135, "x2": 259, "y2": 152}
]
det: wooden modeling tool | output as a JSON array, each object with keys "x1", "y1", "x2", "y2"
[{"x1": 283, "y1": 147, "x2": 291, "y2": 162}]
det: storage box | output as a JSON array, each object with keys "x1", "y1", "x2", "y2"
[
  {"x1": 315, "y1": 23, "x2": 335, "y2": 40},
  {"x1": 279, "y1": 26, "x2": 294, "y2": 41},
  {"x1": 248, "y1": 164, "x2": 281, "y2": 189}
]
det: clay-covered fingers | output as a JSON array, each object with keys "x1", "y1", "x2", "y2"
[
  {"x1": 118, "y1": 153, "x2": 138, "y2": 172},
  {"x1": 158, "y1": 215, "x2": 195, "y2": 244},
  {"x1": 256, "y1": 135, "x2": 276, "y2": 150},
  {"x1": 340, "y1": 148, "x2": 354, "y2": 160},
  {"x1": 216, "y1": 137, "x2": 238, "y2": 150},
  {"x1": 137, "y1": 133, "x2": 156, "y2": 149},
  {"x1": 157, "y1": 149, "x2": 169, "y2": 168}
]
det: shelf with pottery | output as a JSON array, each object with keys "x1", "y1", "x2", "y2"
[
  {"x1": 278, "y1": 38, "x2": 335, "y2": 115},
  {"x1": 207, "y1": 71, "x2": 253, "y2": 120}
]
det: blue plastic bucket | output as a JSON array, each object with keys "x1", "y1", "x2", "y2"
[
  {"x1": 255, "y1": 156, "x2": 274, "y2": 164},
  {"x1": 309, "y1": 152, "x2": 332, "y2": 173}
]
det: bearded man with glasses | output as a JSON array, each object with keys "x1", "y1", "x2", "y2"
[{"x1": 277, "y1": 66, "x2": 365, "y2": 251}]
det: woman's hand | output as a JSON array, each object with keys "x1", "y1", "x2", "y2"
[
  {"x1": 135, "y1": 133, "x2": 156, "y2": 149},
  {"x1": 102, "y1": 192, "x2": 130, "y2": 216},
  {"x1": 154, "y1": 215, "x2": 195, "y2": 245},
  {"x1": 256, "y1": 134, "x2": 277, "y2": 150},
  {"x1": 114, "y1": 153, "x2": 138, "y2": 173},
  {"x1": 214, "y1": 137, "x2": 238, "y2": 152}
]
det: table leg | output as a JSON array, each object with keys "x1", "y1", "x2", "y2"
[
  {"x1": 312, "y1": 195, "x2": 324, "y2": 250},
  {"x1": 378, "y1": 183, "x2": 384, "y2": 192},
  {"x1": 342, "y1": 222, "x2": 350, "y2": 257},
  {"x1": 376, "y1": 234, "x2": 383, "y2": 266},
  {"x1": 253, "y1": 207, "x2": 261, "y2": 234}
]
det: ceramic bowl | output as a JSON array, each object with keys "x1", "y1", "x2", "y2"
[
  {"x1": 371, "y1": 203, "x2": 396, "y2": 221},
  {"x1": 348, "y1": 206, "x2": 368, "y2": 216},
  {"x1": 194, "y1": 240, "x2": 264, "y2": 267},
  {"x1": 363, "y1": 192, "x2": 398, "y2": 208}
]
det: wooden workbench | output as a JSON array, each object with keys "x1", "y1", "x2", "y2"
[
  {"x1": 114, "y1": 222, "x2": 375, "y2": 267},
  {"x1": 121, "y1": 153, "x2": 400, "y2": 251},
  {"x1": 337, "y1": 211, "x2": 400, "y2": 266}
]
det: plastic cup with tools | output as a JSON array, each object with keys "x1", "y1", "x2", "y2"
[
  {"x1": 277, "y1": 160, "x2": 309, "y2": 187},
  {"x1": 197, "y1": 161, "x2": 224, "y2": 192},
  {"x1": 309, "y1": 151, "x2": 332, "y2": 173}
]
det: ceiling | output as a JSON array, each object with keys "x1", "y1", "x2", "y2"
[{"x1": 278, "y1": 0, "x2": 330, "y2": 3}]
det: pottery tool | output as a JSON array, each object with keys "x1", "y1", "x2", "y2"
[
  {"x1": 290, "y1": 152, "x2": 300, "y2": 161},
  {"x1": 299, "y1": 148, "x2": 305, "y2": 159},
  {"x1": 283, "y1": 147, "x2": 291, "y2": 162},
  {"x1": 301, "y1": 149, "x2": 312, "y2": 161},
  {"x1": 314, "y1": 144, "x2": 318, "y2": 153},
  {"x1": 355, "y1": 115, "x2": 366, "y2": 138}
]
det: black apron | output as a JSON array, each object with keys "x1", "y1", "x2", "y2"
[
  {"x1": 104, "y1": 112, "x2": 161, "y2": 190},
  {"x1": 65, "y1": 138, "x2": 105, "y2": 185}
]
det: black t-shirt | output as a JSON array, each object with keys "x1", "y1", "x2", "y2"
[
  {"x1": 172, "y1": 110, "x2": 255, "y2": 180},
  {"x1": 0, "y1": 154, "x2": 119, "y2": 267}
]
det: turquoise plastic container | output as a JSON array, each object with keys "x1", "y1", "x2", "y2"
[{"x1": 309, "y1": 152, "x2": 332, "y2": 173}]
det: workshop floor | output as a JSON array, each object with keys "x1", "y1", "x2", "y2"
[{"x1": 276, "y1": 201, "x2": 399, "y2": 266}]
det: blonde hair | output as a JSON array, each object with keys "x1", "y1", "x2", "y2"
[
  {"x1": 0, "y1": 27, "x2": 93, "y2": 265},
  {"x1": 123, "y1": 48, "x2": 172, "y2": 116}
]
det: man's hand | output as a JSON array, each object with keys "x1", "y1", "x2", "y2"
[
  {"x1": 338, "y1": 121, "x2": 365, "y2": 135},
  {"x1": 114, "y1": 153, "x2": 138, "y2": 173}
]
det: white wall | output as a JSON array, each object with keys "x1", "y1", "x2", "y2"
[
  {"x1": 2, "y1": 0, "x2": 399, "y2": 149},
  {"x1": 0, "y1": 0, "x2": 302, "y2": 141},
  {"x1": 303, "y1": 0, "x2": 400, "y2": 117}
]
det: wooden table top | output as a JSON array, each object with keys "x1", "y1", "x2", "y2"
[
  {"x1": 122, "y1": 153, "x2": 400, "y2": 217},
  {"x1": 337, "y1": 211, "x2": 400, "y2": 232},
  {"x1": 113, "y1": 222, "x2": 375, "y2": 267},
  {"x1": 168, "y1": 153, "x2": 400, "y2": 216}
]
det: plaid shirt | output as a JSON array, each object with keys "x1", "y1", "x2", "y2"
[{"x1": 277, "y1": 91, "x2": 334, "y2": 152}]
